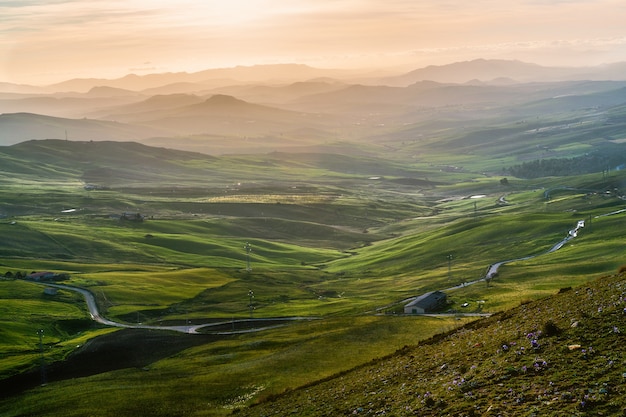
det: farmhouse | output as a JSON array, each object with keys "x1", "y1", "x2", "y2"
[
  {"x1": 404, "y1": 291, "x2": 447, "y2": 314},
  {"x1": 27, "y1": 271, "x2": 55, "y2": 281},
  {"x1": 120, "y1": 212, "x2": 144, "y2": 222}
]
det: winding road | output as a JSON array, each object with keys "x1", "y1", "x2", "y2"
[
  {"x1": 34, "y1": 282, "x2": 314, "y2": 335},
  {"x1": 32, "y1": 207, "x2": 623, "y2": 330},
  {"x1": 482, "y1": 219, "x2": 586, "y2": 281},
  {"x1": 402, "y1": 209, "x2": 623, "y2": 311}
]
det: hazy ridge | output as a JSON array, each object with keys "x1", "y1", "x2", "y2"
[{"x1": 2, "y1": 59, "x2": 626, "y2": 157}]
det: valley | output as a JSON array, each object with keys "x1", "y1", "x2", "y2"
[{"x1": 0, "y1": 60, "x2": 625, "y2": 416}]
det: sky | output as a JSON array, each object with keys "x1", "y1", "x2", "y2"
[{"x1": 1, "y1": 0, "x2": 626, "y2": 85}]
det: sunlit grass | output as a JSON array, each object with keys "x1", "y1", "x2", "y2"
[
  {"x1": 1, "y1": 315, "x2": 471, "y2": 417},
  {"x1": 74, "y1": 268, "x2": 236, "y2": 319}
]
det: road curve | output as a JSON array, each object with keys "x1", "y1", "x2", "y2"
[
  {"x1": 33, "y1": 282, "x2": 315, "y2": 335},
  {"x1": 483, "y1": 219, "x2": 586, "y2": 281},
  {"x1": 396, "y1": 218, "x2": 590, "y2": 313}
]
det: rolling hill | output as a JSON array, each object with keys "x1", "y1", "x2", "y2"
[
  {"x1": 0, "y1": 113, "x2": 168, "y2": 146},
  {"x1": 100, "y1": 94, "x2": 340, "y2": 139},
  {"x1": 205, "y1": 80, "x2": 348, "y2": 105},
  {"x1": 91, "y1": 93, "x2": 206, "y2": 121},
  {"x1": 236, "y1": 269, "x2": 626, "y2": 416}
]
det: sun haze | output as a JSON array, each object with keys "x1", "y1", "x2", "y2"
[{"x1": 1, "y1": 0, "x2": 626, "y2": 85}]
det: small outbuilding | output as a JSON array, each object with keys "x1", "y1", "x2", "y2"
[
  {"x1": 404, "y1": 291, "x2": 447, "y2": 314},
  {"x1": 43, "y1": 287, "x2": 58, "y2": 296}
]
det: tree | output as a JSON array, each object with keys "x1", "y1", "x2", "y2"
[{"x1": 500, "y1": 177, "x2": 509, "y2": 186}]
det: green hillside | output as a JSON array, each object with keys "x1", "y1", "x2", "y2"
[
  {"x1": 0, "y1": 123, "x2": 624, "y2": 416},
  {"x1": 236, "y1": 269, "x2": 626, "y2": 417}
]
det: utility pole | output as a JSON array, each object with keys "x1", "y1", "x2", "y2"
[
  {"x1": 248, "y1": 290, "x2": 255, "y2": 318},
  {"x1": 244, "y1": 242, "x2": 252, "y2": 272},
  {"x1": 447, "y1": 254, "x2": 453, "y2": 280},
  {"x1": 37, "y1": 329, "x2": 46, "y2": 386}
]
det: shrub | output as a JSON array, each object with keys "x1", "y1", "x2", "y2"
[
  {"x1": 424, "y1": 396, "x2": 436, "y2": 407},
  {"x1": 542, "y1": 320, "x2": 561, "y2": 337}
]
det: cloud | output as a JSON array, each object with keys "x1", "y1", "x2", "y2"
[{"x1": 1, "y1": 0, "x2": 625, "y2": 84}]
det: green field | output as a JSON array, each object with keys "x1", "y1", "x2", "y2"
[{"x1": 1, "y1": 95, "x2": 625, "y2": 417}]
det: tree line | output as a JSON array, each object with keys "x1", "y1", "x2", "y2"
[{"x1": 506, "y1": 154, "x2": 624, "y2": 179}]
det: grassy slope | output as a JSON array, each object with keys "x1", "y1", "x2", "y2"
[
  {"x1": 0, "y1": 278, "x2": 115, "y2": 379},
  {"x1": 237, "y1": 270, "x2": 626, "y2": 417},
  {"x1": 0, "y1": 315, "x2": 471, "y2": 417}
]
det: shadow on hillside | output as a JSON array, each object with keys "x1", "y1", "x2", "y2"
[{"x1": 0, "y1": 329, "x2": 226, "y2": 398}]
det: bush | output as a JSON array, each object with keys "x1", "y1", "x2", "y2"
[{"x1": 542, "y1": 320, "x2": 561, "y2": 337}]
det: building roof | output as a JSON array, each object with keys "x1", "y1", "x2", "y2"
[{"x1": 405, "y1": 290, "x2": 446, "y2": 309}]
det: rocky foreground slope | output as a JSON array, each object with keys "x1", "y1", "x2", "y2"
[{"x1": 237, "y1": 270, "x2": 626, "y2": 416}]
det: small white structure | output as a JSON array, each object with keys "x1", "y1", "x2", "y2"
[{"x1": 404, "y1": 291, "x2": 447, "y2": 314}]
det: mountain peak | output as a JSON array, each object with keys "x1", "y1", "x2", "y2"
[
  {"x1": 382, "y1": 58, "x2": 576, "y2": 86},
  {"x1": 86, "y1": 86, "x2": 139, "y2": 97},
  {"x1": 204, "y1": 94, "x2": 247, "y2": 105}
]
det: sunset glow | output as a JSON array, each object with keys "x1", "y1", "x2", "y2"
[{"x1": 1, "y1": 0, "x2": 626, "y2": 84}]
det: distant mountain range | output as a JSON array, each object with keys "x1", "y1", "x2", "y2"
[
  {"x1": 0, "y1": 113, "x2": 167, "y2": 146},
  {"x1": 2, "y1": 59, "x2": 626, "y2": 154},
  {"x1": 380, "y1": 59, "x2": 626, "y2": 86},
  {"x1": 3, "y1": 59, "x2": 626, "y2": 94},
  {"x1": 45, "y1": 64, "x2": 364, "y2": 93}
]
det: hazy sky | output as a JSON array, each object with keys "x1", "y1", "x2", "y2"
[{"x1": 1, "y1": 0, "x2": 626, "y2": 85}]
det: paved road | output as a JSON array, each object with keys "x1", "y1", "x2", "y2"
[
  {"x1": 483, "y1": 219, "x2": 585, "y2": 281},
  {"x1": 34, "y1": 282, "x2": 314, "y2": 334},
  {"x1": 36, "y1": 283, "x2": 200, "y2": 333}
]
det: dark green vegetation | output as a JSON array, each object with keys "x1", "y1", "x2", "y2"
[{"x1": 1, "y1": 72, "x2": 625, "y2": 416}]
